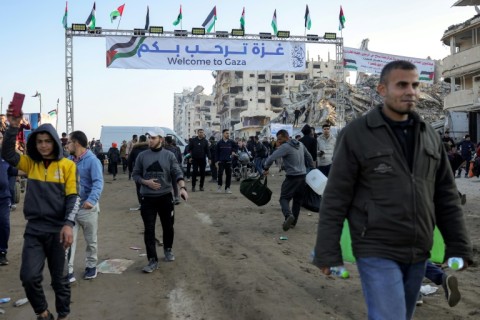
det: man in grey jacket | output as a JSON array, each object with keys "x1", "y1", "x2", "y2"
[
  {"x1": 313, "y1": 61, "x2": 472, "y2": 320},
  {"x1": 132, "y1": 128, "x2": 188, "y2": 273},
  {"x1": 263, "y1": 129, "x2": 314, "y2": 231}
]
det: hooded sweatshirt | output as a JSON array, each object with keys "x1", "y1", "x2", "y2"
[
  {"x1": 2, "y1": 124, "x2": 80, "y2": 234},
  {"x1": 263, "y1": 139, "x2": 314, "y2": 176}
]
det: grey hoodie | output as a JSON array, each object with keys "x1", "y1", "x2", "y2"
[{"x1": 263, "y1": 139, "x2": 313, "y2": 176}]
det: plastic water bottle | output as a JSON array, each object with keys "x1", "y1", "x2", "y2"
[
  {"x1": 330, "y1": 266, "x2": 350, "y2": 279},
  {"x1": 447, "y1": 257, "x2": 464, "y2": 270}
]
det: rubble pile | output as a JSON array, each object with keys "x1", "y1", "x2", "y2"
[{"x1": 271, "y1": 75, "x2": 450, "y2": 129}]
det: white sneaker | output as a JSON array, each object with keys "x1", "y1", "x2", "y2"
[
  {"x1": 217, "y1": 186, "x2": 222, "y2": 193},
  {"x1": 225, "y1": 188, "x2": 232, "y2": 194}
]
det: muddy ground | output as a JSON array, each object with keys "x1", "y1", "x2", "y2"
[{"x1": 0, "y1": 168, "x2": 479, "y2": 320}]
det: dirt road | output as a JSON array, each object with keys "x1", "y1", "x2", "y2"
[{"x1": 1, "y1": 170, "x2": 479, "y2": 319}]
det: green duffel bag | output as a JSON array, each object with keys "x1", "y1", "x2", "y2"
[{"x1": 240, "y1": 176, "x2": 272, "y2": 206}]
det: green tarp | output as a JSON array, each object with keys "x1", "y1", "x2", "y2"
[{"x1": 340, "y1": 220, "x2": 445, "y2": 263}]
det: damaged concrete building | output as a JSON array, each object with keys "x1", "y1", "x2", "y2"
[
  {"x1": 441, "y1": 0, "x2": 480, "y2": 142},
  {"x1": 213, "y1": 59, "x2": 338, "y2": 139},
  {"x1": 173, "y1": 86, "x2": 220, "y2": 140}
]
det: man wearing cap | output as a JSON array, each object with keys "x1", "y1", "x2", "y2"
[{"x1": 132, "y1": 127, "x2": 188, "y2": 273}]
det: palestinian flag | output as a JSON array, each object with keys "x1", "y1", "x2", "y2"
[
  {"x1": 62, "y1": 1, "x2": 68, "y2": 29},
  {"x1": 240, "y1": 7, "x2": 245, "y2": 31},
  {"x1": 271, "y1": 9, "x2": 277, "y2": 35},
  {"x1": 110, "y1": 4, "x2": 125, "y2": 23},
  {"x1": 86, "y1": 2, "x2": 96, "y2": 30},
  {"x1": 344, "y1": 59, "x2": 357, "y2": 70},
  {"x1": 106, "y1": 37, "x2": 146, "y2": 67},
  {"x1": 420, "y1": 70, "x2": 434, "y2": 81},
  {"x1": 173, "y1": 5, "x2": 182, "y2": 26},
  {"x1": 339, "y1": 6, "x2": 345, "y2": 31},
  {"x1": 202, "y1": 6, "x2": 217, "y2": 33},
  {"x1": 304, "y1": 5, "x2": 311, "y2": 30},
  {"x1": 48, "y1": 109, "x2": 58, "y2": 117}
]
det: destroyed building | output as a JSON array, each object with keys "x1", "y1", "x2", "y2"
[{"x1": 441, "y1": 0, "x2": 480, "y2": 142}]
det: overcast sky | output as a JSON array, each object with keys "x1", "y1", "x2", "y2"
[{"x1": 0, "y1": 0, "x2": 476, "y2": 139}]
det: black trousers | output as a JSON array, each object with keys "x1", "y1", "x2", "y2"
[
  {"x1": 210, "y1": 158, "x2": 218, "y2": 180},
  {"x1": 192, "y1": 158, "x2": 207, "y2": 188},
  {"x1": 121, "y1": 157, "x2": 128, "y2": 173},
  {"x1": 20, "y1": 231, "x2": 70, "y2": 318},
  {"x1": 218, "y1": 161, "x2": 232, "y2": 189},
  {"x1": 279, "y1": 175, "x2": 306, "y2": 220},
  {"x1": 140, "y1": 194, "x2": 174, "y2": 261}
]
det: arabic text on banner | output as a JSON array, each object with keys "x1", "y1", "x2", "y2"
[
  {"x1": 106, "y1": 36, "x2": 306, "y2": 71},
  {"x1": 343, "y1": 47, "x2": 435, "y2": 84}
]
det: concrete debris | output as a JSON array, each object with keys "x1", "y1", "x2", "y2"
[{"x1": 270, "y1": 75, "x2": 450, "y2": 128}]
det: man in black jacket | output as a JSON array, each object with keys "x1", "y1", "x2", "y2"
[
  {"x1": 188, "y1": 129, "x2": 211, "y2": 192},
  {"x1": 299, "y1": 124, "x2": 317, "y2": 167},
  {"x1": 313, "y1": 61, "x2": 472, "y2": 320},
  {"x1": 127, "y1": 135, "x2": 149, "y2": 209},
  {"x1": 215, "y1": 129, "x2": 238, "y2": 194}
]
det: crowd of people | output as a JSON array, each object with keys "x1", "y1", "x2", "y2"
[{"x1": 0, "y1": 60, "x2": 474, "y2": 320}]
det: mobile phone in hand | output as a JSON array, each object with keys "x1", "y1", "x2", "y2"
[{"x1": 11, "y1": 92, "x2": 25, "y2": 117}]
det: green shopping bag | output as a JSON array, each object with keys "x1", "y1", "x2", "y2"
[{"x1": 340, "y1": 220, "x2": 445, "y2": 263}]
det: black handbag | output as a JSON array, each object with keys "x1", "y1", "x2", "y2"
[
  {"x1": 240, "y1": 176, "x2": 272, "y2": 206},
  {"x1": 301, "y1": 185, "x2": 321, "y2": 212}
]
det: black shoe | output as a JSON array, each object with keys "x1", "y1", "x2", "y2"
[
  {"x1": 0, "y1": 251, "x2": 8, "y2": 265},
  {"x1": 442, "y1": 274, "x2": 461, "y2": 307},
  {"x1": 36, "y1": 310, "x2": 54, "y2": 320},
  {"x1": 282, "y1": 215, "x2": 295, "y2": 231},
  {"x1": 192, "y1": 187, "x2": 196, "y2": 192},
  {"x1": 199, "y1": 187, "x2": 204, "y2": 191},
  {"x1": 461, "y1": 194, "x2": 467, "y2": 205}
]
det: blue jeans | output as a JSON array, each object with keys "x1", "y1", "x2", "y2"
[
  {"x1": 357, "y1": 257, "x2": 426, "y2": 320},
  {"x1": 425, "y1": 261, "x2": 444, "y2": 285},
  {"x1": 254, "y1": 158, "x2": 264, "y2": 175}
]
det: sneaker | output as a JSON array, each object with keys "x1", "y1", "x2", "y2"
[
  {"x1": 442, "y1": 274, "x2": 461, "y2": 307},
  {"x1": 282, "y1": 214, "x2": 295, "y2": 231},
  {"x1": 36, "y1": 310, "x2": 54, "y2": 320},
  {"x1": 174, "y1": 197, "x2": 181, "y2": 205},
  {"x1": 0, "y1": 251, "x2": 8, "y2": 265},
  {"x1": 84, "y1": 267, "x2": 97, "y2": 280},
  {"x1": 199, "y1": 187, "x2": 204, "y2": 191},
  {"x1": 225, "y1": 188, "x2": 232, "y2": 194},
  {"x1": 217, "y1": 186, "x2": 222, "y2": 193},
  {"x1": 142, "y1": 258, "x2": 158, "y2": 273},
  {"x1": 416, "y1": 295, "x2": 423, "y2": 306},
  {"x1": 192, "y1": 187, "x2": 196, "y2": 192},
  {"x1": 164, "y1": 249, "x2": 175, "y2": 262},
  {"x1": 186, "y1": 178, "x2": 191, "y2": 182},
  {"x1": 67, "y1": 272, "x2": 76, "y2": 283},
  {"x1": 10, "y1": 204, "x2": 16, "y2": 211}
]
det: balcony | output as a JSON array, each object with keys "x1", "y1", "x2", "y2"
[
  {"x1": 443, "y1": 45, "x2": 480, "y2": 77},
  {"x1": 443, "y1": 89, "x2": 478, "y2": 111}
]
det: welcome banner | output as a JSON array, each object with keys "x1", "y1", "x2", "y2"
[
  {"x1": 344, "y1": 47, "x2": 435, "y2": 84},
  {"x1": 106, "y1": 36, "x2": 306, "y2": 71}
]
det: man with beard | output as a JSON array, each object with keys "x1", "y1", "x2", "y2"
[
  {"x1": 188, "y1": 129, "x2": 211, "y2": 192},
  {"x1": 132, "y1": 128, "x2": 188, "y2": 273}
]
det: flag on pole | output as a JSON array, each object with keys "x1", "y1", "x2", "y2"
[
  {"x1": 271, "y1": 9, "x2": 277, "y2": 35},
  {"x1": 62, "y1": 2, "x2": 68, "y2": 29},
  {"x1": 202, "y1": 6, "x2": 217, "y2": 33},
  {"x1": 85, "y1": 2, "x2": 96, "y2": 30},
  {"x1": 48, "y1": 109, "x2": 57, "y2": 117},
  {"x1": 173, "y1": 5, "x2": 182, "y2": 26},
  {"x1": 110, "y1": 4, "x2": 125, "y2": 23},
  {"x1": 240, "y1": 7, "x2": 245, "y2": 31},
  {"x1": 145, "y1": 6, "x2": 150, "y2": 30},
  {"x1": 304, "y1": 5, "x2": 312, "y2": 30},
  {"x1": 339, "y1": 6, "x2": 346, "y2": 30}
]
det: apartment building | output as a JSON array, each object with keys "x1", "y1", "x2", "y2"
[
  {"x1": 441, "y1": 0, "x2": 480, "y2": 141},
  {"x1": 173, "y1": 86, "x2": 220, "y2": 140}
]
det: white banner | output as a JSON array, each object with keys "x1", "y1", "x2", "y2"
[
  {"x1": 106, "y1": 36, "x2": 306, "y2": 71},
  {"x1": 344, "y1": 48, "x2": 435, "y2": 84}
]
